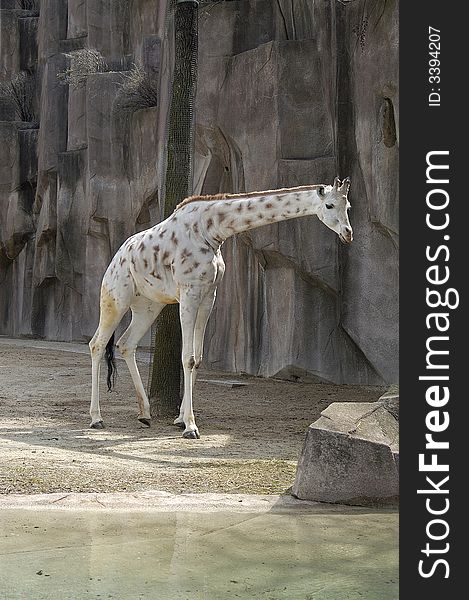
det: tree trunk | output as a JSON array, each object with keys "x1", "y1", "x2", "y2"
[{"x1": 149, "y1": 0, "x2": 199, "y2": 418}]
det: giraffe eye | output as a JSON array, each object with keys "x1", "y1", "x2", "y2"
[{"x1": 325, "y1": 203, "x2": 334, "y2": 210}]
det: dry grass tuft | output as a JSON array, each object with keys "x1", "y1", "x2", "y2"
[
  {"x1": 112, "y1": 64, "x2": 158, "y2": 122},
  {"x1": 57, "y1": 48, "x2": 109, "y2": 90},
  {"x1": 0, "y1": 71, "x2": 38, "y2": 124}
]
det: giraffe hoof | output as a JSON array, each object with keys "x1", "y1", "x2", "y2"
[
  {"x1": 90, "y1": 420, "x2": 104, "y2": 429},
  {"x1": 138, "y1": 418, "x2": 151, "y2": 427},
  {"x1": 182, "y1": 430, "x2": 200, "y2": 440}
]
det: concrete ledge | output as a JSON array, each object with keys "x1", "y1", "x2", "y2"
[{"x1": 0, "y1": 491, "x2": 319, "y2": 513}]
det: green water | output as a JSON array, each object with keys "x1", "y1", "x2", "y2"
[{"x1": 0, "y1": 507, "x2": 398, "y2": 600}]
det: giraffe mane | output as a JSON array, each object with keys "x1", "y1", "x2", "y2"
[{"x1": 175, "y1": 185, "x2": 323, "y2": 211}]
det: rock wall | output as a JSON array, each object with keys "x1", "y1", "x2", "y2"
[{"x1": 0, "y1": 0, "x2": 398, "y2": 385}]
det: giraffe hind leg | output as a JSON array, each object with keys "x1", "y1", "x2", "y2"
[
  {"x1": 116, "y1": 298, "x2": 165, "y2": 426},
  {"x1": 89, "y1": 284, "x2": 129, "y2": 428}
]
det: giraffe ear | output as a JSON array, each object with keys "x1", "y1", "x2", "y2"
[
  {"x1": 340, "y1": 177, "x2": 351, "y2": 192},
  {"x1": 318, "y1": 186, "x2": 326, "y2": 196},
  {"x1": 333, "y1": 176, "x2": 341, "y2": 189}
]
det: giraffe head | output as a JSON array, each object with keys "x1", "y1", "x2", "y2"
[{"x1": 316, "y1": 177, "x2": 353, "y2": 244}]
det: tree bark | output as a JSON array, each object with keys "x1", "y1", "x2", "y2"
[{"x1": 149, "y1": 0, "x2": 199, "y2": 418}]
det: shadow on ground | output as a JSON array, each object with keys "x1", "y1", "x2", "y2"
[{"x1": 0, "y1": 339, "x2": 384, "y2": 495}]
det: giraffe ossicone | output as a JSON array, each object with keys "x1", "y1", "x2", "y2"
[{"x1": 88, "y1": 178, "x2": 353, "y2": 438}]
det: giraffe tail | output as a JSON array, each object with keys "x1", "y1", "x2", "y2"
[{"x1": 105, "y1": 333, "x2": 117, "y2": 391}]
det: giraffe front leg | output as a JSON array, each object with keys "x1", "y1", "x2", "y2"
[
  {"x1": 192, "y1": 290, "x2": 216, "y2": 388},
  {"x1": 181, "y1": 357, "x2": 198, "y2": 439},
  {"x1": 173, "y1": 385, "x2": 186, "y2": 428},
  {"x1": 173, "y1": 407, "x2": 186, "y2": 428},
  {"x1": 173, "y1": 290, "x2": 215, "y2": 431},
  {"x1": 178, "y1": 287, "x2": 203, "y2": 439}
]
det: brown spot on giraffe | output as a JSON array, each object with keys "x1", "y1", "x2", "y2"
[
  {"x1": 162, "y1": 251, "x2": 169, "y2": 261},
  {"x1": 193, "y1": 261, "x2": 200, "y2": 269},
  {"x1": 193, "y1": 223, "x2": 199, "y2": 234},
  {"x1": 244, "y1": 219, "x2": 252, "y2": 226},
  {"x1": 236, "y1": 205, "x2": 242, "y2": 212},
  {"x1": 207, "y1": 218, "x2": 213, "y2": 228},
  {"x1": 200, "y1": 246, "x2": 210, "y2": 254},
  {"x1": 183, "y1": 267, "x2": 194, "y2": 275},
  {"x1": 119, "y1": 257, "x2": 127, "y2": 266},
  {"x1": 153, "y1": 245, "x2": 160, "y2": 253},
  {"x1": 143, "y1": 259, "x2": 148, "y2": 268},
  {"x1": 171, "y1": 232, "x2": 178, "y2": 245},
  {"x1": 136, "y1": 392, "x2": 144, "y2": 416},
  {"x1": 139, "y1": 243, "x2": 145, "y2": 252},
  {"x1": 180, "y1": 249, "x2": 193, "y2": 263},
  {"x1": 149, "y1": 234, "x2": 153, "y2": 240},
  {"x1": 217, "y1": 212, "x2": 227, "y2": 222},
  {"x1": 266, "y1": 203, "x2": 273, "y2": 209},
  {"x1": 159, "y1": 229, "x2": 167, "y2": 238}
]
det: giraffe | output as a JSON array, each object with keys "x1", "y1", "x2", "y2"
[{"x1": 88, "y1": 177, "x2": 353, "y2": 439}]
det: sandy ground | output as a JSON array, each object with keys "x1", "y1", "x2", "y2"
[{"x1": 0, "y1": 339, "x2": 385, "y2": 495}]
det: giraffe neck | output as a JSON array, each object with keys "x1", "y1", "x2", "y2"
[{"x1": 199, "y1": 187, "x2": 323, "y2": 246}]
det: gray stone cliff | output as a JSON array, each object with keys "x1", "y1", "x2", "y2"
[{"x1": 0, "y1": 0, "x2": 398, "y2": 384}]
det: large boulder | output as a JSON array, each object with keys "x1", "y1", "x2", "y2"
[{"x1": 292, "y1": 390, "x2": 399, "y2": 506}]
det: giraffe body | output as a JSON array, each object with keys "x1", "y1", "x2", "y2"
[
  {"x1": 89, "y1": 179, "x2": 353, "y2": 438},
  {"x1": 103, "y1": 208, "x2": 226, "y2": 308}
]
